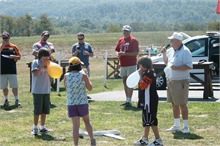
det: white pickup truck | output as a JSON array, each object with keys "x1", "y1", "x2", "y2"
[{"x1": 151, "y1": 32, "x2": 220, "y2": 89}]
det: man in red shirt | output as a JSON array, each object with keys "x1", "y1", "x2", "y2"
[
  {"x1": 115, "y1": 25, "x2": 139, "y2": 107},
  {"x1": 0, "y1": 32, "x2": 21, "y2": 106}
]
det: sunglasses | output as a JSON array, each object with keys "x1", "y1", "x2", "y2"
[
  {"x1": 2, "y1": 37, "x2": 9, "y2": 40},
  {"x1": 78, "y1": 38, "x2": 84, "y2": 40}
]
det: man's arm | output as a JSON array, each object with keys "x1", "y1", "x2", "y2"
[
  {"x1": 71, "y1": 45, "x2": 79, "y2": 56},
  {"x1": 171, "y1": 65, "x2": 192, "y2": 70},
  {"x1": 162, "y1": 51, "x2": 168, "y2": 65},
  {"x1": 121, "y1": 51, "x2": 139, "y2": 56}
]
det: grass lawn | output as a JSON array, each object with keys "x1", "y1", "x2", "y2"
[
  {"x1": 0, "y1": 31, "x2": 219, "y2": 145},
  {"x1": 0, "y1": 98, "x2": 219, "y2": 146}
]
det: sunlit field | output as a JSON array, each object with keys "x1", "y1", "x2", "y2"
[{"x1": 1, "y1": 31, "x2": 219, "y2": 146}]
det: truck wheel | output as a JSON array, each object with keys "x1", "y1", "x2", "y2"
[{"x1": 156, "y1": 74, "x2": 166, "y2": 90}]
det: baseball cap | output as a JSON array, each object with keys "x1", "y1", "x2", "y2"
[
  {"x1": 41, "y1": 31, "x2": 50, "y2": 36},
  {"x1": 2, "y1": 32, "x2": 10, "y2": 38},
  {"x1": 167, "y1": 32, "x2": 183, "y2": 41},
  {"x1": 77, "y1": 32, "x2": 85, "y2": 37},
  {"x1": 69, "y1": 57, "x2": 84, "y2": 65},
  {"x1": 122, "y1": 25, "x2": 131, "y2": 32}
]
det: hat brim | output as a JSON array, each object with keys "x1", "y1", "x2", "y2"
[
  {"x1": 43, "y1": 33, "x2": 50, "y2": 36},
  {"x1": 167, "y1": 36, "x2": 174, "y2": 39},
  {"x1": 69, "y1": 61, "x2": 84, "y2": 65},
  {"x1": 123, "y1": 29, "x2": 131, "y2": 32}
]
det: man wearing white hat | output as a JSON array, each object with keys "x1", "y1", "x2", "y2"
[{"x1": 162, "y1": 32, "x2": 192, "y2": 134}]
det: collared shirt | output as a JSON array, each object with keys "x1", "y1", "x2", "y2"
[{"x1": 166, "y1": 45, "x2": 193, "y2": 80}]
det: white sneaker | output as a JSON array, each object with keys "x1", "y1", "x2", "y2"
[
  {"x1": 166, "y1": 125, "x2": 181, "y2": 132},
  {"x1": 134, "y1": 137, "x2": 149, "y2": 145},
  {"x1": 31, "y1": 127, "x2": 38, "y2": 135},
  {"x1": 148, "y1": 138, "x2": 163, "y2": 146},
  {"x1": 182, "y1": 127, "x2": 190, "y2": 133}
]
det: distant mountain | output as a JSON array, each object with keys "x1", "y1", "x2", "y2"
[{"x1": 0, "y1": 0, "x2": 219, "y2": 25}]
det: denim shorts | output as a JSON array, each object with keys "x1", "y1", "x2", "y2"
[{"x1": 68, "y1": 104, "x2": 89, "y2": 117}]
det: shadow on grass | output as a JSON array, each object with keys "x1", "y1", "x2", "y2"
[
  {"x1": 172, "y1": 131, "x2": 204, "y2": 140},
  {"x1": 34, "y1": 133, "x2": 55, "y2": 141},
  {"x1": 50, "y1": 103, "x2": 57, "y2": 108},
  {"x1": 124, "y1": 105, "x2": 141, "y2": 111},
  {"x1": 158, "y1": 97, "x2": 219, "y2": 102},
  {"x1": 88, "y1": 100, "x2": 96, "y2": 103},
  {"x1": 0, "y1": 105, "x2": 22, "y2": 111},
  {"x1": 34, "y1": 133, "x2": 66, "y2": 141},
  {"x1": 51, "y1": 87, "x2": 66, "y2": 92}
]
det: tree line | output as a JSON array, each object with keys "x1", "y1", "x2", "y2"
[{"x1": 0, "y1": 14, "x2": 219, "y2": 37}]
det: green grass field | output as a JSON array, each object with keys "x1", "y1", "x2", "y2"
[{"x1": 0, "y1": 31, "x2": 219, "y2": 146}]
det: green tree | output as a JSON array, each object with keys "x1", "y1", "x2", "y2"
[
  {"x1": 14, "y1": 14, "x2": 33, "y2": 36},
  {"x1": 208, "y1": 21, "x2": 220, "y2": 31},
  {"x1": 106, "y1": 24, "x2": 121, "y2": 33},
  {"x1": 24, "y1": 14, "x2": 33, "y2": 36},
  {"x1": 0, "y1": 15, "x2": 14, "y2": 34},
  {"x1": 38, "y1": 14, "x2": 54, "y2": 34}
]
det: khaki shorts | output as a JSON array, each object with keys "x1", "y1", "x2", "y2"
[
  {"x1": 167, "y1": 80, "x2": 189, "y2": 105},
  {"x1": 0, "y1": 74, "x2": 18, "y2": 89},
  {"x1": 120, "y1": 65, "x2": 137, "y2": 78}
]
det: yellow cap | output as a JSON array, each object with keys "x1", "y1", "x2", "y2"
[{"x1": 69, "y1": 57, "x2": 84, "y2": 65}]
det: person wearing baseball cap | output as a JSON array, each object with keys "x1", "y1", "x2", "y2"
[
  {"x1": 115, "y1": 25, "x2": 139, "y2": 108},
  {"x1": 122, "y1": 25, "x2": 131, "y2": 32},
  {"x1": 0, "y1": 31, "x2": 21, "y2": 106},
  {"x1": 64, "y1": 56, "x2": 96, "y2": 146},
  {"x1": 162, "y1": 32, "x2": 193, "y2": 134}
]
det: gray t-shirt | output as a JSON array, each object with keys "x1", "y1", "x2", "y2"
[
  {"x1": 71, "y1": 42, "x2": 93, "y2": 67},
  {"x1": 31, "y1": 59, "x2": 51, "y2": 94}
]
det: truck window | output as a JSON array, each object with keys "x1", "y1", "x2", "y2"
[{"x1": 185, "y1": 39, "x2": 206, "y2": 56}]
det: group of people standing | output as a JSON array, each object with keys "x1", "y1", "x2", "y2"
[
  {"x1": 0, "y1": 25, "x2": 192, "y2": 146},
  {"x1": 115, "y1": 25, "x2": 192, "y2": 146}
]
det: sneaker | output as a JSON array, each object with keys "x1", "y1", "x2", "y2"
[
  {"x1": 31, "y1": 128, "x2": 38, "y2": 135},
  {"x1": 134, "y1": 137, "x2": 149, "y2": 145},
  {"x1": 182, "y1": 127, "x2": 190, "y2": 133},
  {"x1": 148, "y1": 138, "x2": 163, "y2": 146},
  {"x1": 15, "y1": 100, "x2": 20, "y2": 106},
  {"x1": 91, "y1": 138, "x2": 96, "y2": 146},
  {"x1": 3, "y1": 99, "x2": 9, "y2": 106},
  {"x1": 125, "y1": 102, "x2": 132, "y2": 107},
  {"x1": 166, "y1": 125, "x2": 181, "y2": 132},
  {"x1": 40, "y1": 127, "x2": 49, "y2": 133}
]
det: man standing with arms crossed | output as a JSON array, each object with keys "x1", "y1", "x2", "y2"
[
  {"x1": 115, "y1": 25, "x2": 139, "y2": 107},
  {"x1": 162, "y1": 32, "x2": 192, "y2": 133}
]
